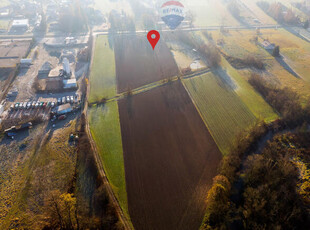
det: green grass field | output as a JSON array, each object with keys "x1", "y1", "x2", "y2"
[
  {"x1": 89, "y1": 103, "x2": 128, "y2": 216},
  {"x1": 88, "y1": 35, "x2": 128, "y2": 217},
  {"x1": 221, "y1": 58, "x2": 278, "y2": 122},
  {"x1": 89, "y1": 36, "x2": 117, "y2": 104},
  {"x1": 262, "y1": 29, "x2": 310, "y2": 82},
  {"x1": 183, "y1": 72, "x2": 256, "y2": 155},
  {"x1": 210, "y1": 29, "x2": 310, "y2": 105},
  {"x1": 196, "y1": 31, "x2": 278, "y2": 122}
]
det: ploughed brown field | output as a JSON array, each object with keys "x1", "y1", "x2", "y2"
[
  {"x1": 118, "y1": 81, "x2": 222, "y2": 230},
  {"x1": 114, "y1": 34, "x2": 179, "y2": 93}
]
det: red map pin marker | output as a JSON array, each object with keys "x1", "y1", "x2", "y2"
[{"x1": 147, "y1": 30, "x2": 160, "y2": 50}]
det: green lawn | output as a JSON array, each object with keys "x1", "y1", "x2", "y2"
[
  {"x1": 183, "y1": 72, "x2": 256, "y2": 155},
  {"x1": 221, "y1": 58, "x2": 278, "y2": 122},
  {"x1": 89, "y1": 103, "x2": 128, "y2": 216},
  {"x1": 197, "y1": 31, "x2": 278, "y2": 123},
  {"x1": 89, "y1": 35, "x2": 117, "y2": 103},
  {"x1": 209, "y1": 29, "x2": 310, "y2": 105},
  {"x1": 88, "y1": 35, "x2": 128, "y2": 218}
]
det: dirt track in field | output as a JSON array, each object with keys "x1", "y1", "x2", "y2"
[
  {"x1": 118, "y1": 81, "x2": 222, "y2": 230},
  {"x1": 114, "y1": 34, "x2": 179, "y2": 93}
]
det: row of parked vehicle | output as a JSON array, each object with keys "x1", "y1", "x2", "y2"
[
  {"x1": 10, "y1": 95, "x2": 78, "y2": 111},
  {"x1": 11, "y1": 101, "x2": 56, "y2": 111},
  {"x1": 57, "y1": 95, "x2": 76, "y2": 105}
]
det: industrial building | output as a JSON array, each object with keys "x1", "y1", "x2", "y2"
[
  {"x1": 56, "y1": 103, "x2": 72, "y2": 115},
  {"x1": 10, "y1": 19, "x2": 29, "y2": 31},
  {"x1": 63, "y1": 79, "x2": 77, "y2": 89}
]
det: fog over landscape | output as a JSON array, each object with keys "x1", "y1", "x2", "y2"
[{"x1": 0, "y1": 0, "x2": 310, "y2": 229}]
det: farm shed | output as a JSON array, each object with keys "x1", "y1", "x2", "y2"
[
  {"x1": 63, "y1": 79, "x2": 77, "y2": 89},
  {"x1": 260, "y1": 40, "x2": 275, "y2": 50},
  {"x1": 56, "y1": 103, "x2": 72, "y2": 115}
]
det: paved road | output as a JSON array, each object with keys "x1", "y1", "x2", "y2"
[{"x1": 0, "y1": 24, "x2": 282, "y2": 40}]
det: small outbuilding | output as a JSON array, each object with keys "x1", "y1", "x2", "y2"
[
  {"x1": 63, "y1": 79, "x2": 77, "y2": 89},
  {"x1": 20, "y1": 58, "x2": 32, "y2": 68},
  {"x1": 56, "y1": 103, "x2": 72, "y2": 115},
  {"x1": 260, "y1": 40, "x2": 276, "y2": 50},
  {"x1": 10, "y1": 19, "x2": 29, "y2": 31}
]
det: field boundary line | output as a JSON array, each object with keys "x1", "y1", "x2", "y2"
[
  {"x1": 90, "y1": 68, "x2": 211, "y2": 106},
  {"x1": 180, "y1": 77, "x2": 225, "y2": 155}
]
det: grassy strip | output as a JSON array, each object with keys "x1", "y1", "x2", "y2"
[
  {"x1": 183, "y1": 72, "x2": 256, "y2": 155},
  {"x1": 88, "y1": 35, "x2": 128, "y2": 217},
  {"x1": 89, "y1": 36, "x2": 116, "y2": 104},
  {"x1": 89, "y1": 103, "x2": 128, "y2": 217},
  {"x1": 221, "y1": 58, "x2": 278, "y2": 122}
]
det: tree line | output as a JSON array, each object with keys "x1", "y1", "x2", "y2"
[
  {"x1": 257, "y1": 1, "x2": 300, "y2": 25},
  {"x1": 202, "y1": 74, "x2": 310, "y2": 229}
]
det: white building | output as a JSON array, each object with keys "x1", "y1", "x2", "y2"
[
  {"x1": 63, "y1": 79, "x2": 77, "y2": 89},
  {"x1": 20, "y1": 59, "x2": 32, "y2": 68},
  {"x1": 260, "y1": 40, "x2": 275, "y2": 50},
  {"x1": 62, "y1": 57, "x2": 72, "y2": 78},
  {"x1": 11, "y1": 19, "x2": 29, "y2": 31}
]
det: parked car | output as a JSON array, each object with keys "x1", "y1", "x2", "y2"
[
  {"x1": 62, "y1": 97, "x2": 66, "y2": 104},
  {"x1": 70, "y1": 96, "x2": 74, "y2": 103},
  {"x1": 43, "y1": 102, "x2": 47, "y2": 108},
  {"x1": 31, "y1": 101, "x2": 36, "y2": 108},
  {"x1": 58, "y1": 115, "x2": 67, "y2": 120},
  {"x1": 15, "y1": 103, "x2": 20, "y2": 110},
  {"x1": 51, "y1": 102, "x2": 55, "y2": 108},
  {"x1": 10, "y1": 104, "x2": 14, "y2": 111},
  {"x1": 66, "y1": 96, "x2": 70, "y2": 103},
  {"x1": 35, "y1": 102, "x2": 39, "y2": 108},
  {"x1": 58, "y1": 98, "x2": 62, "y2": 105},
  {"x1": 27, "y1": 102, "x2": 32, "y2": 109}
]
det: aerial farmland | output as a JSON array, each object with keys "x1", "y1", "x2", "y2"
[
  {"x1": 86, "y1": 0, "x2": 310, "y2": 229},
  {"x1": 1, "y1": 0, "x2": 310, "y2": 229}
]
